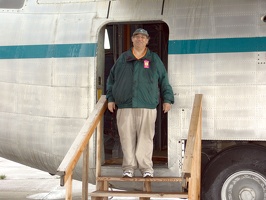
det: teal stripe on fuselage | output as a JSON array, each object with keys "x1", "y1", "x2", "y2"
[
  {"x1": 0, "y1": 37, "x2": 265, "y2": 59},
  {"x1": 168, "y1": 37, "x2": 266, "y2": 54},
  {"x1": 0, "y1": 43, "x2": 96, "y2": 59}
]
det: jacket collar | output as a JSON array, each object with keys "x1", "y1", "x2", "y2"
[{"x1": 125, "y1": 48, "x2": 152, "y2": 62}]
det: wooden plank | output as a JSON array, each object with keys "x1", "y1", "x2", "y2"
[
  {"x1": 96, "y1": 120, "x2": 103, "y2": 190},
  {"x1": 95, "y1": 119, "x2": 108, "y2": 200},
  {"x1": 96, "y1": 120, "x2": 103, "y2": 178},
  {"x1": 140, "y1": 197, "x2": 150, "y2": 200},
  {"x1": 65, "y1": 173, "x2": 73, "y2": 200},
  {"x1": 182, "y1": 94, "x2": 203, "y2": 177},
  {"x1": 188, "y1": 106, "x2": 202, "y2": 200},
  {"x1": 142, "y1": 181, "x2": 151, "y2": 200},
  {"x1": 96, "y1": 176, "x2": 183, "y2": 182},
  {"x1": 143, "y1": 181, "x2": 151, "y2": 192},
  {"x1": 56, "y1": 95, "x2": 107, "y2": 185},
  {"x1": 90, "y1": 191, "x2": 188, "y2": 198},
  {"x1": 82, "y1": 144, "x2": 89, "y2": 200}
]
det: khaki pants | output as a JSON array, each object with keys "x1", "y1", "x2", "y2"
[{"x1": 116, "y1": 108, "x2": 157, "y2": 174}]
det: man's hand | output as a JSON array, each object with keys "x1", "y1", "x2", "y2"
[
  {"x1": 108, "y1": 102, "x2": 116, "y2": 113},
  {"x1": 163, "y1": 103, "x2": 171, "y2": 113}
]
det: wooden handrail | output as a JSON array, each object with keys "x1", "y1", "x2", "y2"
[
  {"x1": 182, "y1": 94, "x2": 203, "y2": 200},
  {"x1": 56, "y1": 95, "x2": 107, "y2": 199}
]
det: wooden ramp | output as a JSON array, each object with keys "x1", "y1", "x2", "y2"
[{"x1": 56, "y1": 94, "x2": 203, "y2": 200}]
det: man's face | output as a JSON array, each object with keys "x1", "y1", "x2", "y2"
[{"x1": 132, "y1": 34, "x2": 149, "y2": 49}]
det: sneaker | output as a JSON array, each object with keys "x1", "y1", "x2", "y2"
[
  {"x1": 122, "y1": 171, "x2": 134, "y2": 178},
  {"x1": 143, "y1": 172, "x2": 153, "y2": 178}
]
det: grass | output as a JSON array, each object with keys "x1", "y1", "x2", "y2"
[{"x1": 0, "y1": 175, "x2": 6, "y2": 180}]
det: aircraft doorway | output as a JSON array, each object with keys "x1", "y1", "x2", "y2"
[{"x1": 103, "y1": 22, "x2": 169, "y2": 166}]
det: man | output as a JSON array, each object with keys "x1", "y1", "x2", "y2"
[{"x1": 106, "y1": 28, "x2": 174, "y2": 178}]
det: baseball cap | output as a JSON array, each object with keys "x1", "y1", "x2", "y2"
[{"x1": 133, "y1": 28, "x2": 149, "y2": 37}]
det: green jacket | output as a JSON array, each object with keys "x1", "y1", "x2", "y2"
[{"x1": 106, "y1": 48, "x2": 174, "y2": 109}]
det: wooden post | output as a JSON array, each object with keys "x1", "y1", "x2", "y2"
[
  {"x1": 65, "y1": 173, "x2": 73, "y2": 200},
  {"x1": 96, "y1": 121, "x2": 102, "y2": 184},
  {"x1": 82, "y1": 143, "x2": 89, "y2": 200},
  {"x1": 95, "y1": 117, "x2": 108, "y2": 200},
  {"x1": 140, "y1": 180, "x2": 151, "y2": 200},
  {"x1": 188, "y1": 94, "x2": 202, "y2": 200},
  {"x1": 143, "y1": 181, "x2": 151, "y2": 192}
]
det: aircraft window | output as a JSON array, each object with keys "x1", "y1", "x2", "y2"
[
  {"x1": 104, "y1": 29, "x2": 110, "y2": 50},
  {"x1": 0, "y1": 0, "x2": 25, "y2": 9}
]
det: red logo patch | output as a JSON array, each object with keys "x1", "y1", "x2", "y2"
[{"x1": 144, "y1": 60, "x2": 150, "y2": 68}]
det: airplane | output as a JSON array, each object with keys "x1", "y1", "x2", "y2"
[{"x1": 0, "y1": 0, "x2": 266, "y2": 199}]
